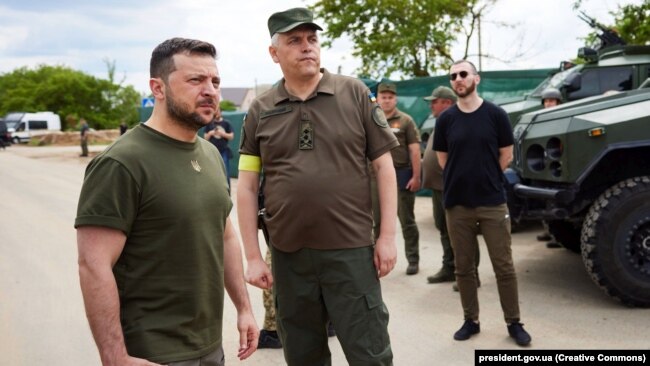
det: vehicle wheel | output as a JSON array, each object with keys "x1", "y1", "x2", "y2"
[
  {"x1": 581, "y1": 176, "x2": 650, "y2": 307},
  {"x1": 12, "y1": 137, "x2": 19, "y2": 144},
  {"x1": 547, "y1": 219, "x2": 582, "y2": 253}
]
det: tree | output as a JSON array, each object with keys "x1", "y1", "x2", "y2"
[
  {"x1": 0, "y1": 64, "x2": 140, "y2": 130},
  {"x1": 310, "y1": 0, "x2": 469, "y2": 79},
  {"x1": 220, "y1": 100, "x2": 237, "y2": 111},
  {"x1": 607, "y1": 2, "x2": 650, "y2": 45},
  {"x1": 310, "y1": 0, "x2": 511, "y2": 78}
]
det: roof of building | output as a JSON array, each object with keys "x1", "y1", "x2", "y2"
[{"x1": 221, "y1": 88, "x2": 250, "y2": 105}]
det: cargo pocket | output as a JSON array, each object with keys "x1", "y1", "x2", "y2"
[{"x1": 364, "y1": 290, "x2": 390, "y2": 355}]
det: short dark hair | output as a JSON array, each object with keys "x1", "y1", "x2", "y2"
[
  {"x1": 451, "y1": 59, "x2": 478, "y2": 74},
  {"x1": 150, "y1": 37, "x2": 217, "y2": 81}
]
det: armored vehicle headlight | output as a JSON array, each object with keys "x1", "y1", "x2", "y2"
[
  {"x1": 526, "y1": 144, "x2": 545, "y2": 172},
  {"x1": 546, "y1": 137, "x2": 563, "y2": 159},
  {"x1": 549, "y1": 161, "x2": 562, "y2": 177}
]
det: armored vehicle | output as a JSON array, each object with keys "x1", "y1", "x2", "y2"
[
  {"x1": 506, "y1": 87, "x2": 650, "y2": 307},
  {"x1": 500, "y1": 13, "x2": 650, "y2": 126}
]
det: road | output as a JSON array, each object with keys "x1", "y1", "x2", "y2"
[{"x1": 1, "y1": 145, "x2": 648, "y2": 366}]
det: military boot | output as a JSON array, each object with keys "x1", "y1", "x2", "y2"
[{"x1": 427, "y1": 267, "x2": 456, "y2": 284}]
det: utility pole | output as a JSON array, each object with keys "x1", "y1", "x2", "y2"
[{"x1": 478, "y1": 13, "x2": 482, "y2": 72}]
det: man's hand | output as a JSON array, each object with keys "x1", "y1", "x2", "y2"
[
  {"x1": 236, "y1": 311, "x2": 259, "y2": 360},
  {"x1": 244, "y1": 257, "x2": 273, "y2": 289},
  {"x1": 406, "y1": 176, "x2": 421, "y2": 192},
  {"x1": 374, "y1": 235, "x2": 397, "y2": 278}
]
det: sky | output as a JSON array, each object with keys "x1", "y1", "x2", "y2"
[{"x1": 0, "y1": 0, "x2": 643, "y2": 95}]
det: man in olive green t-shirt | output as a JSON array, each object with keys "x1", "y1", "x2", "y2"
[
  {"x1": 374, "y1": 82, "x2": 422, "y2": 275},
  {"x1": 75, "y1": 38, "x2": 258, "y2": 366}
]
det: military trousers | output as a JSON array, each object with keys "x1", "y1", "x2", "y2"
[
  {"x1": 167, "y1": 347, "x2": 224, "y2": 366},
  {"x1": 371, "y1": 180, "x2": 420, "y2": 264},
  {"x1": 432, "y1": 189, "x2": 454, "y2": 269},
  {"x1": 398, "y1": 189, "x2": 420, "y2": 264},
  {"x1": 271, "y1": 245, "x2": 393, "y2": 366},
  {"x1": 433, "y1": 189, "x2": 480, "y2": 270},
  {"x1": 445, "y1": 204, "x2": 521, "y2": 323},
  {"x1": 80, "y1": 139, "x2": 88, "y2": 157},
  {"x1": 262, "y1": 249, "x2": 277, "y2": 331}
]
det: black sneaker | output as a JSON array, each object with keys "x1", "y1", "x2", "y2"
[
  {"x1": 453, "y1": 320, "x2": 480, "y2": 341},
  {"x1": 546, "y1": 241, "x2": 562, "y2": 248},
  {"x1": 507, "y1": 322, "x2": 532, "y2": 346},
  {"x1": 536, "y1": 233, "x2": 552, "y2": 241},
  {"x1": 258, "y1": 329, "x2": 282, "y2": 349}
]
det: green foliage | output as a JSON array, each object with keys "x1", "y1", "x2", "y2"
[
  {"x1": 613, "y1": 2, "x2": 650, "y2": 45},
  {"x1": 219, "y1": 99, "x2": 237, "y2": 111},
  {"x1": 0, "y1": 64, "x2": 140, "y2": 130},
  {"x1": 310, "y1": 0, "x2": 471, "y2": 79}
]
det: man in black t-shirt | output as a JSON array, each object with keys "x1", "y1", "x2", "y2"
[
  {"x1": 204, "y1": 107, "x2": 234, "y2": 188},
  {"x1": 433, "y1": 60, "x2": 532, "y2": 347}
]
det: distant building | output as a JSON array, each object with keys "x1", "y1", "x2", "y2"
[
  {"x1": 220, "y1": 85, "x2": 276, "y2": 111},
  {"x1": 220, "y1": 88, "x2": 256, "y2": 111}
]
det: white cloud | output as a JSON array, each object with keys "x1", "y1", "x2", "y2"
[{"x1": 0, "y1": 0, "x2": 644, "y2": 95}]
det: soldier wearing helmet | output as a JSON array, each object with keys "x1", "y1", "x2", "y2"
[
  {"x1": 541, "y1": 88, "x2": 562, "y2": 108},
  {"x1": 538, "y1": 87, "x2": 564, "y2": 248}
]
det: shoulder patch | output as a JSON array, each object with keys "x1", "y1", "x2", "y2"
[
  {"x1": 260, "y1": 106, "x2": 293, "y2": 119},
  {"x1": 239, "y1": 113, "x2": 248, "y2": 150},
  {"x1": 372, "y1": 105, "x2": 389, "y2": 128}
]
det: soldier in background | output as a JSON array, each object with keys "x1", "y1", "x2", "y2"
[
  {"x1": 373, "y1": 82, "x2": 422, "y2": 275},
  {"x1": 537, "y1": 88, "x2": 563, "y2": 248}
]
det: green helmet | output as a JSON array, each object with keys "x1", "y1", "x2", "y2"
[{"x1": 541, "y1": 88, "x2": 562, "y2": 105}]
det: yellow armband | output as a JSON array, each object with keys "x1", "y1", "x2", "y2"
[{"x1": 238, "y1": 154, "x2": 262, "y2": 172}]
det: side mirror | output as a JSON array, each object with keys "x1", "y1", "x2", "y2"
[{"x1": 563, "y1": 73, "x2": 582, "y2": 92}]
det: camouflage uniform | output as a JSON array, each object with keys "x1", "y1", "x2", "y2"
[{"x1": 262, "y1": 249, "x2": 277, "y2": 331}]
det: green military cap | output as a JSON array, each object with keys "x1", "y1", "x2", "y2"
[
  {"x1": 377, "y1": 82, "x2": 397, "y2": 94},
  {"x1": 268, "y1": 7, "x2": 323, "y2": 37},
  {"x1": 424, "y1": 86, "x2": 457, "y2": 102}
]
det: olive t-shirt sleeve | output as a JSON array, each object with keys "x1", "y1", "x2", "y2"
[
  {"x1": 239, "y1": 109, "x2": 260, "y2": 157},
  {"x1": 405, "y1": 117, "x2": 421, "y2": 145},
  {"x1": 75, "y1": 157, "x2": 140, "y2": 235}
]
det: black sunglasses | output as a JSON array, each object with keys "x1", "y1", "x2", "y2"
[{"x1": 449, "y1": 71, "x2": 470, "y2": 81}]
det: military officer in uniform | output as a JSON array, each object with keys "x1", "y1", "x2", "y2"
[{"x1": 237, "y1": 7, "x2": 398, "y2": 366}]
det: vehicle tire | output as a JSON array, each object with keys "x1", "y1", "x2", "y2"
[
  {"x1": 12, "y1": 136, "x2": 19, "y2": 144},
  {"x1": 581, "y1": 176, "x2": 650, "y2": 307},
  {"x1": 547, "y1": 219, "x2": 582, "y2": 253}
]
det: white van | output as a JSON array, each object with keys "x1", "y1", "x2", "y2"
[{"x1": 4, "y1": 112, "x2": 62, "y2": 143}]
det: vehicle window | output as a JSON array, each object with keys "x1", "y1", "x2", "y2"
[
  {"x1": 28, "y1": 120, "x2": 48, "y2": 130},
  {"x1": 548, "y1": 66, "x2": 583, "y2": 91},
  {"x1": 4, "y1": 112, "x2": 24, "y2": 123},
  {"x1": 17, "y1": 122, "x2": 25, "y2": 132},
  {"x1": 599, "y1": 66, "x2": 633, "y2": 92},
  {"x1": 566, "y1": 66, "x2": 633, "y2": 101},
  {"x1": 566, "y1": 71, "x2": 599, "y2": 100}
]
